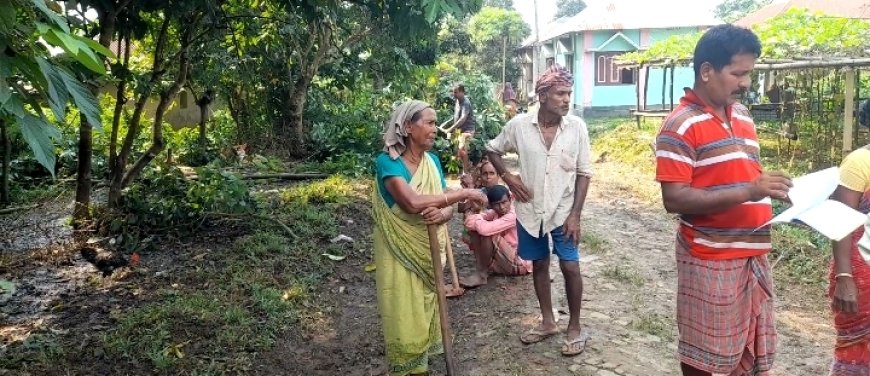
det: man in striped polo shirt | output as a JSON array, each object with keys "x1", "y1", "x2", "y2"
[{"x1": 655, "y1": 25, "x2": 793, "y2": 376}]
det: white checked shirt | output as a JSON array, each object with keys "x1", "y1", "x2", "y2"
[{"x1": 487, "y1": 112, "x2": 593, "y2": 238}]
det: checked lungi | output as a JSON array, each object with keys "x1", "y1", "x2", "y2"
[{"x1": 676, "y1": 237, "x2": 777, "y2": 376}]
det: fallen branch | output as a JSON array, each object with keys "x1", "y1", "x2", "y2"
[
  {"x1": 0, "y1": 204, "x2": 40, "y2": 215},
  {"x1": 204, "y1": 212, "x2": 297, "y2": 240},
  {"x1": 188, "y1": 172, "x2": 328, "y2": 181}
]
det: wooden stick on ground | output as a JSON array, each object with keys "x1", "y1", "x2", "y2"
[{"x1": 426, "y1": 224, "x2": 458, "y2": 375}]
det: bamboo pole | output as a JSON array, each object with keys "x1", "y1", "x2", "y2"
[
  {"x1": 755, "y1": 58, "x2": 870, "y2": 71},
  {"x1": 426, "y1": 225, "x2": 458, "y2": 375},
  {"x1": 844, "y1": 68, "x2": 857, "y2": 154}
]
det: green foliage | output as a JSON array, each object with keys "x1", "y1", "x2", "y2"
[
  {"x1": 429, "y1": 71, "x2": 506, "y2": 173},
  {"x1": 620, "y1": 9, "x2": 870, "y2": 65},
  {"x1": 755, "y1": 9, "x2": 870, "y2": 58},
  {"x1": 465, "y1": 7, "x2": 530, "y2": 84},
  {"x1": 280, "y1": 175, "x2": 354, "y2": 206},
  {"x1": 554, "y1": 0, "x2": 587, "y2": 20},
  {"x1": 102, "y1": 167, "x2": 256, "y2": 251},
  {"x1": 618, "y1": 33, "x2": 702, "y2": 65},
  {"x1": 467, "y1": 7, "x2": 530, "y2": 46},
  {"x1": 1, "y1": 0, "x2": 110, "y2": 174},
  {"x1": 484, "y1": 0, "x2": 514, "y2": 9}
]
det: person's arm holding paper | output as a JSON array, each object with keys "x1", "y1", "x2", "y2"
[{"x1": 661, "y1": 172, "x2": 792, "y2": 215}]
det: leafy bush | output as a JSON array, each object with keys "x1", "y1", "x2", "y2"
[{"x1": 98, "y1": 167, "x2": 256, "y2": 251}]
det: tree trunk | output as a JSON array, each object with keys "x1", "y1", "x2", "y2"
[
  {"x1": 109, "y1": 35, "x2": 131, "y2": 177},
  {"x1": 73, "y1": 112, "x2": 93, "y2": 224},
  {"x1": 108, "y1": 22, "x2": 171, "y2": 207},
  {"x1": 281, "y1": 21, "x2": 334, "y2": 156},
  {"x1": 120, "y1": 27, "x2": 192, "y2": 189},
  {"x1": 1, "y1": 118, "x2": 9, "y2": 206},
  {"x1": 74, "y1": 6, "x2": 120, "y2": 225},
  {"x1": 285, "y1": 73, "x2": 313, "y2": 154},
  {"x1": 226, "y1": 89, "x2": 246, "y2": 143},
  {"x1": 198, "y1": 102, "x2": 208, "y2": 147}
]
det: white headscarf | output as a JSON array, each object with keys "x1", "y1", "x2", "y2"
[{"x1": 382, "y1": 100, "x2": 431, "y2": 160}]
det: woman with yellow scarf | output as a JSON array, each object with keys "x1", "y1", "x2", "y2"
[{"x1": 373, "y1": 100, "x2": 487, "y2": 375}]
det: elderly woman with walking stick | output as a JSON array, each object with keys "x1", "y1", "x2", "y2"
[{"x1": 372, "y1": 100, "x2": 487, "y2": 376}]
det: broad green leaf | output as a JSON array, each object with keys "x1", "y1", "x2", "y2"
[
  {"x1": 29, "y1": 0, "x2": 69, "y2": 33},
  {"x1": 56, "y1": 67, "x2": 102, "y2": 129},
  {"x1": 0, "y1": 76, "x2": 9, "y2": 107},
  {"x1": 49, "y1": 28, "x2": 82, "y2": 55},
  {"x1": 75, "y1": 47, "x2": 107, "y2": 75},
  {"x1": 36, "y1": 57, "x2": 69, "y2": 121},
  {"x1": 3, "y1": 93, "x2": 26, "y2": 118},
  {"x1": 0, "y1": 3, "x2": 16, "y2": 31},
  {"x1": 73, "y1": 35, "x2": 116, "y2": 59},
  {"x1": 424, "y1": 0, "x2": 444, "y2": 23},
  {"x1": 18, "y1": 113, "x2": 60, "y2": 176}
]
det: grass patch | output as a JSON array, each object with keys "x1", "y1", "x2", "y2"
[
  {"x1": 90, "y1": 178, "x2": 360, "y2": 373},
  {"x1": 280, "y1": 175, "x2": 356, "y2": 205},
  {"x1": 602, "y1": 264, "x2": 645, "y2": 287},
  {"x1": 629, "y1": 313, "x2": 672, "y2": 338},
  {"x1": 770, "y1": 225, "x2": 829, "y2": 286},
  {"x1": 9, "y1": 182, "x2": 67, "y2": 206},
  {"x1": 581, "y1": 231, "x2": 609, "y2": 254},
  {"x1": 589, "y1": 119, "x2": 657, "y2": 175}
]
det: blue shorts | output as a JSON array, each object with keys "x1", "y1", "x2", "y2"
[{"x1": 517, "y1": 222, "x2": 580, "y2": 262}]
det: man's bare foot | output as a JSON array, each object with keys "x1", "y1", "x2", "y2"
[
  {"x1": 520, "y1": 323, "x2": 560, "y2": 344},
  {"x1": 561, "y1": 328, "x2": 590, "y2": 356},
  {"x1": 459, "y1": 273, "x2": 487, "y2": 288}
]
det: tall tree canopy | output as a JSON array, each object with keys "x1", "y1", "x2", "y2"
[
  {"x1": 714, "y1": 0, "x2": 772, "y2": 23},
  {"x1": 553, "y1": 0, "x2": 586, "y2": 20},
  {"x1": 484, "y1": 0, "x2": 513, "y2": 9},
  {"x1": 466, "y1": 6, "x2": 530, "y2": 83}
]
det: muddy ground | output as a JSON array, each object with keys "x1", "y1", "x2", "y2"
[{"x1": 1, "y1": 157, "x2": 835, "y2": 375}]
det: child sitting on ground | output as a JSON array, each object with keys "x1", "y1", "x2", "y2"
[{"x1": 460, "y1": 184, "x2": 532, "y2": 288}]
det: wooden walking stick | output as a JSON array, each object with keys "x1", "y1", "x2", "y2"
[
  {"x1": 426, "y1": 225, "x2": 459, "y2": 375},
  {"x1": 444, "y1": 237, "x2": 466, "y2": 298}
]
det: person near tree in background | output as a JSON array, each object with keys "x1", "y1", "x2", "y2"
[{"x1": 443, "y1": 84, "x2": 477, "y2": 173}]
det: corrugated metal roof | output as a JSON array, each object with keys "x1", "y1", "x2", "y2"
[{"x1": 522, "y1": 1, "x2": 722, "y2": 47}]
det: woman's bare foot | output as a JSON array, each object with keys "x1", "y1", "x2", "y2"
[{"x1": 459, "y1": 273, "x2": 488, "y2": 288}]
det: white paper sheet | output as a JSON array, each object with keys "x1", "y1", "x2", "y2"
[{"x1": 763, "y1": 167, "x2": 868, "y2": 241}]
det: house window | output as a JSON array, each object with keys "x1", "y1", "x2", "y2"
[
  {"x1": 595, "y1": 52, "x2": 637, "y2": 86},
  {"x1": 180, "y1": 91, "x2": 189, "y2": 108},
  {"x1": 564, "y1": 54, "x2": 574, "y2": 74},
  {"x1": 546, "y1": 57, "x2": 555, "y2": 68}
]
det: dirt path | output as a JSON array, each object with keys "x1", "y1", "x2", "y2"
[{"x1": 269, "y1": 157, "x2": 836, "y2": 375}]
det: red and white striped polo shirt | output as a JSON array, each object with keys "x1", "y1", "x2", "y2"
[{"x1": 656, "y1": 89, "x2": 772, "y2": 260}]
